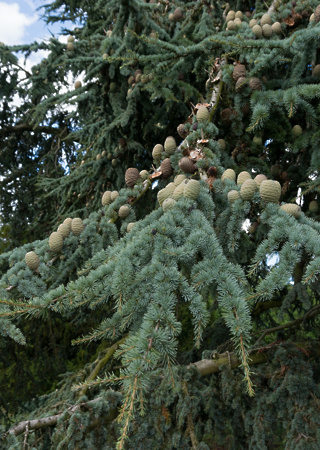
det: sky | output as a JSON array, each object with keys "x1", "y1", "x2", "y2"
[
  {"x1": 0, "y1": 0, "x2": 63, "y2": 46},
  {"x1": 0, "y1": 0, "x2": 75, "y2": 69},
  {"x1": 0, "y1": 0, "x2": 81, "y2": 101}
]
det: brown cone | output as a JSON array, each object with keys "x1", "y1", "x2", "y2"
[
  {"x1": 233, "y1": 64, "x2": 246, "y2": 81},
  {"x1": 160, "y1": 158, "x2": 173, "y2": 179},
  {"x1": 125, "y1": 168, "x2": 140, "y2": 188},
  {"x1": 179, "y1": 157, "x2": 196, "y2": 173}
]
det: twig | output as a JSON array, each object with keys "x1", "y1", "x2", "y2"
[
  {"x1": 3, "y1": 398, "x2": 103, "y2": 438},
  {"x1": 23, "y1": 421, "x2": 29, "y2": 449},
  {"x1": 182, "y1": 381, "x2": 198, "y2": 449},
  {"x1": 79, "y1": 335, "x2": 128, "y2": 397},
  {"x1": 4, "y1": 341, "x2": 320, "y2": 439},
  {"x1": 254, "y1": 304, "x2": 320, "y2": 345},
  {"x1": 5, "y1": 285, "x2": 16, "y2": 292}
]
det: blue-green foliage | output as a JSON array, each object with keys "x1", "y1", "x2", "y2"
[{"x1": 1, "y1": 0, "x2": 320, "y2": 448}]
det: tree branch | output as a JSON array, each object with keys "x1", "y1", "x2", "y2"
[
  {"x1": 79, "y1": 335, "x2": 128, "y2": 397},
  {"x1": 251, "y1": 298, "x2": 283, "y2": 317},
  {"x1": 4, "y1": 341, "x2": 320, "y2": 439},
  {"x1": 2, "y1": 397, "x2": 115, "y2": 438},
  {"x1": 0, "y1": 123, "x2": 66, "y2": 136},
  {"x1": 268, "y1": 0, "x2": 279, "y2": 15},
  {"x1": 254, "y1": 304, "x2": 320, "y2": 345},
  {"x1": 190, "y1": 341, "x2": 320, "y2": 376}
]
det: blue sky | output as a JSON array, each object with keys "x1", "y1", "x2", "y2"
[{"x1": 0, "y1": 0, "x2": 70, "y2": 45}]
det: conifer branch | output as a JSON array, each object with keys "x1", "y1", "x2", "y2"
[
  {"x1": 5, "y1": 341, "x2": 319, "y2": 441},
  {"x1": 79, "y1": 335, "x2": 128, "y2": 397},
  {"x1": 182, "y1": 381, "x2": 198, "y2": 449},
  {"x1": 190, "y1": 341, "x2": 320, "y2": 376},
  {"x1": 0, "y1": 171, "x2": 25, "y2": 188},
  {"x1": 233, "y1": 307, "x2": 254, "y2": 396},
  {"x1": 2, "y1": 397, "x2": 116, "y2": 439},
  {"x1": 254, "y1": 305, "x2": 320, "y2": 345},
  {"x1": 0, "y1": 124, "x2": 68, "y2": 137},
  {"x1": 0, "y1": 299, "x2": 37, "y2": 308},
  {"x1": 117, "y1": 374, "x2": 139, "y2": 450},
  {"x1": 252, "y1": 299, "x2": 283, "y2": 317}
]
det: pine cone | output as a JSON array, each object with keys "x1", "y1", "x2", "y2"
[
  {"x1": 49, "y1": 232, "x2": 63, "y2": 252},
  {"x1": 184, "y1": 179, "x2": 200, "y2": 200},
  {"x1": 152, "y1": 144, "x2": 163, "y2": 160},
  {"x1": 119, "y1": 205, "x2": 131, "y2": 219},
  {"x1": 261, "y1": 14, "x2": 272, "y2": 26},
  {"x1": 102, "y1": 191, "x2": 112, "y2": 205},
  {"x1": 72, "y1": 218, "x2": 84, "y2": 236},
  {"x1": 221, "y1": 168, "x2": 236, "y2": 182},
  {"x1": 164, "y1": 137, "x2": 176, "y2": 155},
  {"x1": 174, "y1": 7, "x2": 183, "y2": 20},
  {"x1": 179, "y1": 157, "x2": 196, "y2": 173},
  {"x1": 280, "y1": 203, "x2": 301, "y2": 218},
  {"x1": 312, "y1": 65, "x2": 320, "y2": 76},
  {"x1": 220, "y1": 108, "x2": 237, "y2": 124},
  {"x1": 272, "y1": 22, "x2": 282, "y2": 34},
  {"x1": 160, "y1": 158, "x2": 173, "y2": 178},
  {"x1": 25, "y1": 251, "x2": 40, "y2": 270},
  {"x1": 111, "y1": 191, "x2": 119, "y2": 201},
  {"x1": 162, "y1": 198, "x2": 176, "y2": 212},
  {"x1": 252, "y1": 24, "x2": 262, "y2": 37},
  {"x1": 259, "y1": 180, "x2": 281, "y2": 203},
  {"x1": 309, "y1": 200, "x2": 319, "y2": 212},
  {"x1": 177, "y1": 124, "x2": 188, "y2": 138},
  {"x1": 240, "y1": 179, "x2": 257, "y2": 201},
  {"x1": 196, "y1": 106, "x2": 210, "y2": 122},
  {"x1": 228, "y1": 190, "x2": 240, "y2": 203},
  {"x1": 235, "y1": 77, "x2": 247, "y2": 92},
  {"x1": 57, "y1": 223, "x2": 70, "y2": 238},
  {"x1": 125, "y1": 168, "x2": 140, "y2": 188},
  {"x1": 254, "y1": 174, "x2": 267, "y2": 187},
  {"x1": 233, "y1": 64, "x2": 246, "y2": 81},
  {"x1": 249, "y1": 77, "x2": 262, "y2": 90},
  {"x1": 262, "y1": 24, "x2": 273, "y2": 38},
  {"x1": 237, "y1": 171, "x2": 251, "y2": 185}
]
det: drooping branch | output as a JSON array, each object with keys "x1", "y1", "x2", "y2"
[
  {"x1": 0, "y1": 123, "x2": 78, "y2": 144},
  {"x1": 0, "y1": 123, "x2": 66, "y2": 136},
  {"x1": 254, "y1": 304, "x2": 320, "y2": 345},
  {"x1": 190, "y1": 341, "x2": 320, "y2": 376},
  {"x1": 2, "y1": 397, "x2": 118, "y2": 439},
  {"x1": 5, "y1": 341, "x2": 320, "y2": 439},
  {"x1": 3, "y1": 398, "x2": 98, "y2": 437},
  {"x1": 79, "y1": 335, "x2": 128, "y2": 397},
  {"x1": 251, "y1": 298, "x2": 283, "y2": 317},
  {"x1": 0, "y1": 169, "x2": 25, "y2": 188}
]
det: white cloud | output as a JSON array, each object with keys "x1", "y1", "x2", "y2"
[
  {"x1": 19, "y1": 49, "x2": 49, "y2": 71},
  {"x1": 0, "y1": 2, "x2": 37, "y2": 45}
]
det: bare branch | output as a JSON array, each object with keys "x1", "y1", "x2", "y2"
[
  {"x1": 3, "y1": 397, "x2": 103, "y2": 438},
  {"x1": 4, "y1": 341, "x2": 320, "y2": 439},
  {"x1": 190, "y1": 341, "x2": 320, "y2": 376},
  {"x1": 254, "y1": 304, "x2": 320, "y2": 345}
]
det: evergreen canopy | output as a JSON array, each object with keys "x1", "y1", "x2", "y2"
[{"x1": 1, "y1": 0, "x2": 320, "y2": 448}]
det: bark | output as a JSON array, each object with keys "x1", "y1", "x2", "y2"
[
  {"x1": 4, "y1": 341, "x2": 320, "y2": 438},
  {"x1": 190, "y1": 341, "x2": 320, "y2": 376}
]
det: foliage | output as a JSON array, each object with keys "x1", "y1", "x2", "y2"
[{"x1": 1, "y1": 0, "x2": 320, "y2": 448}]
